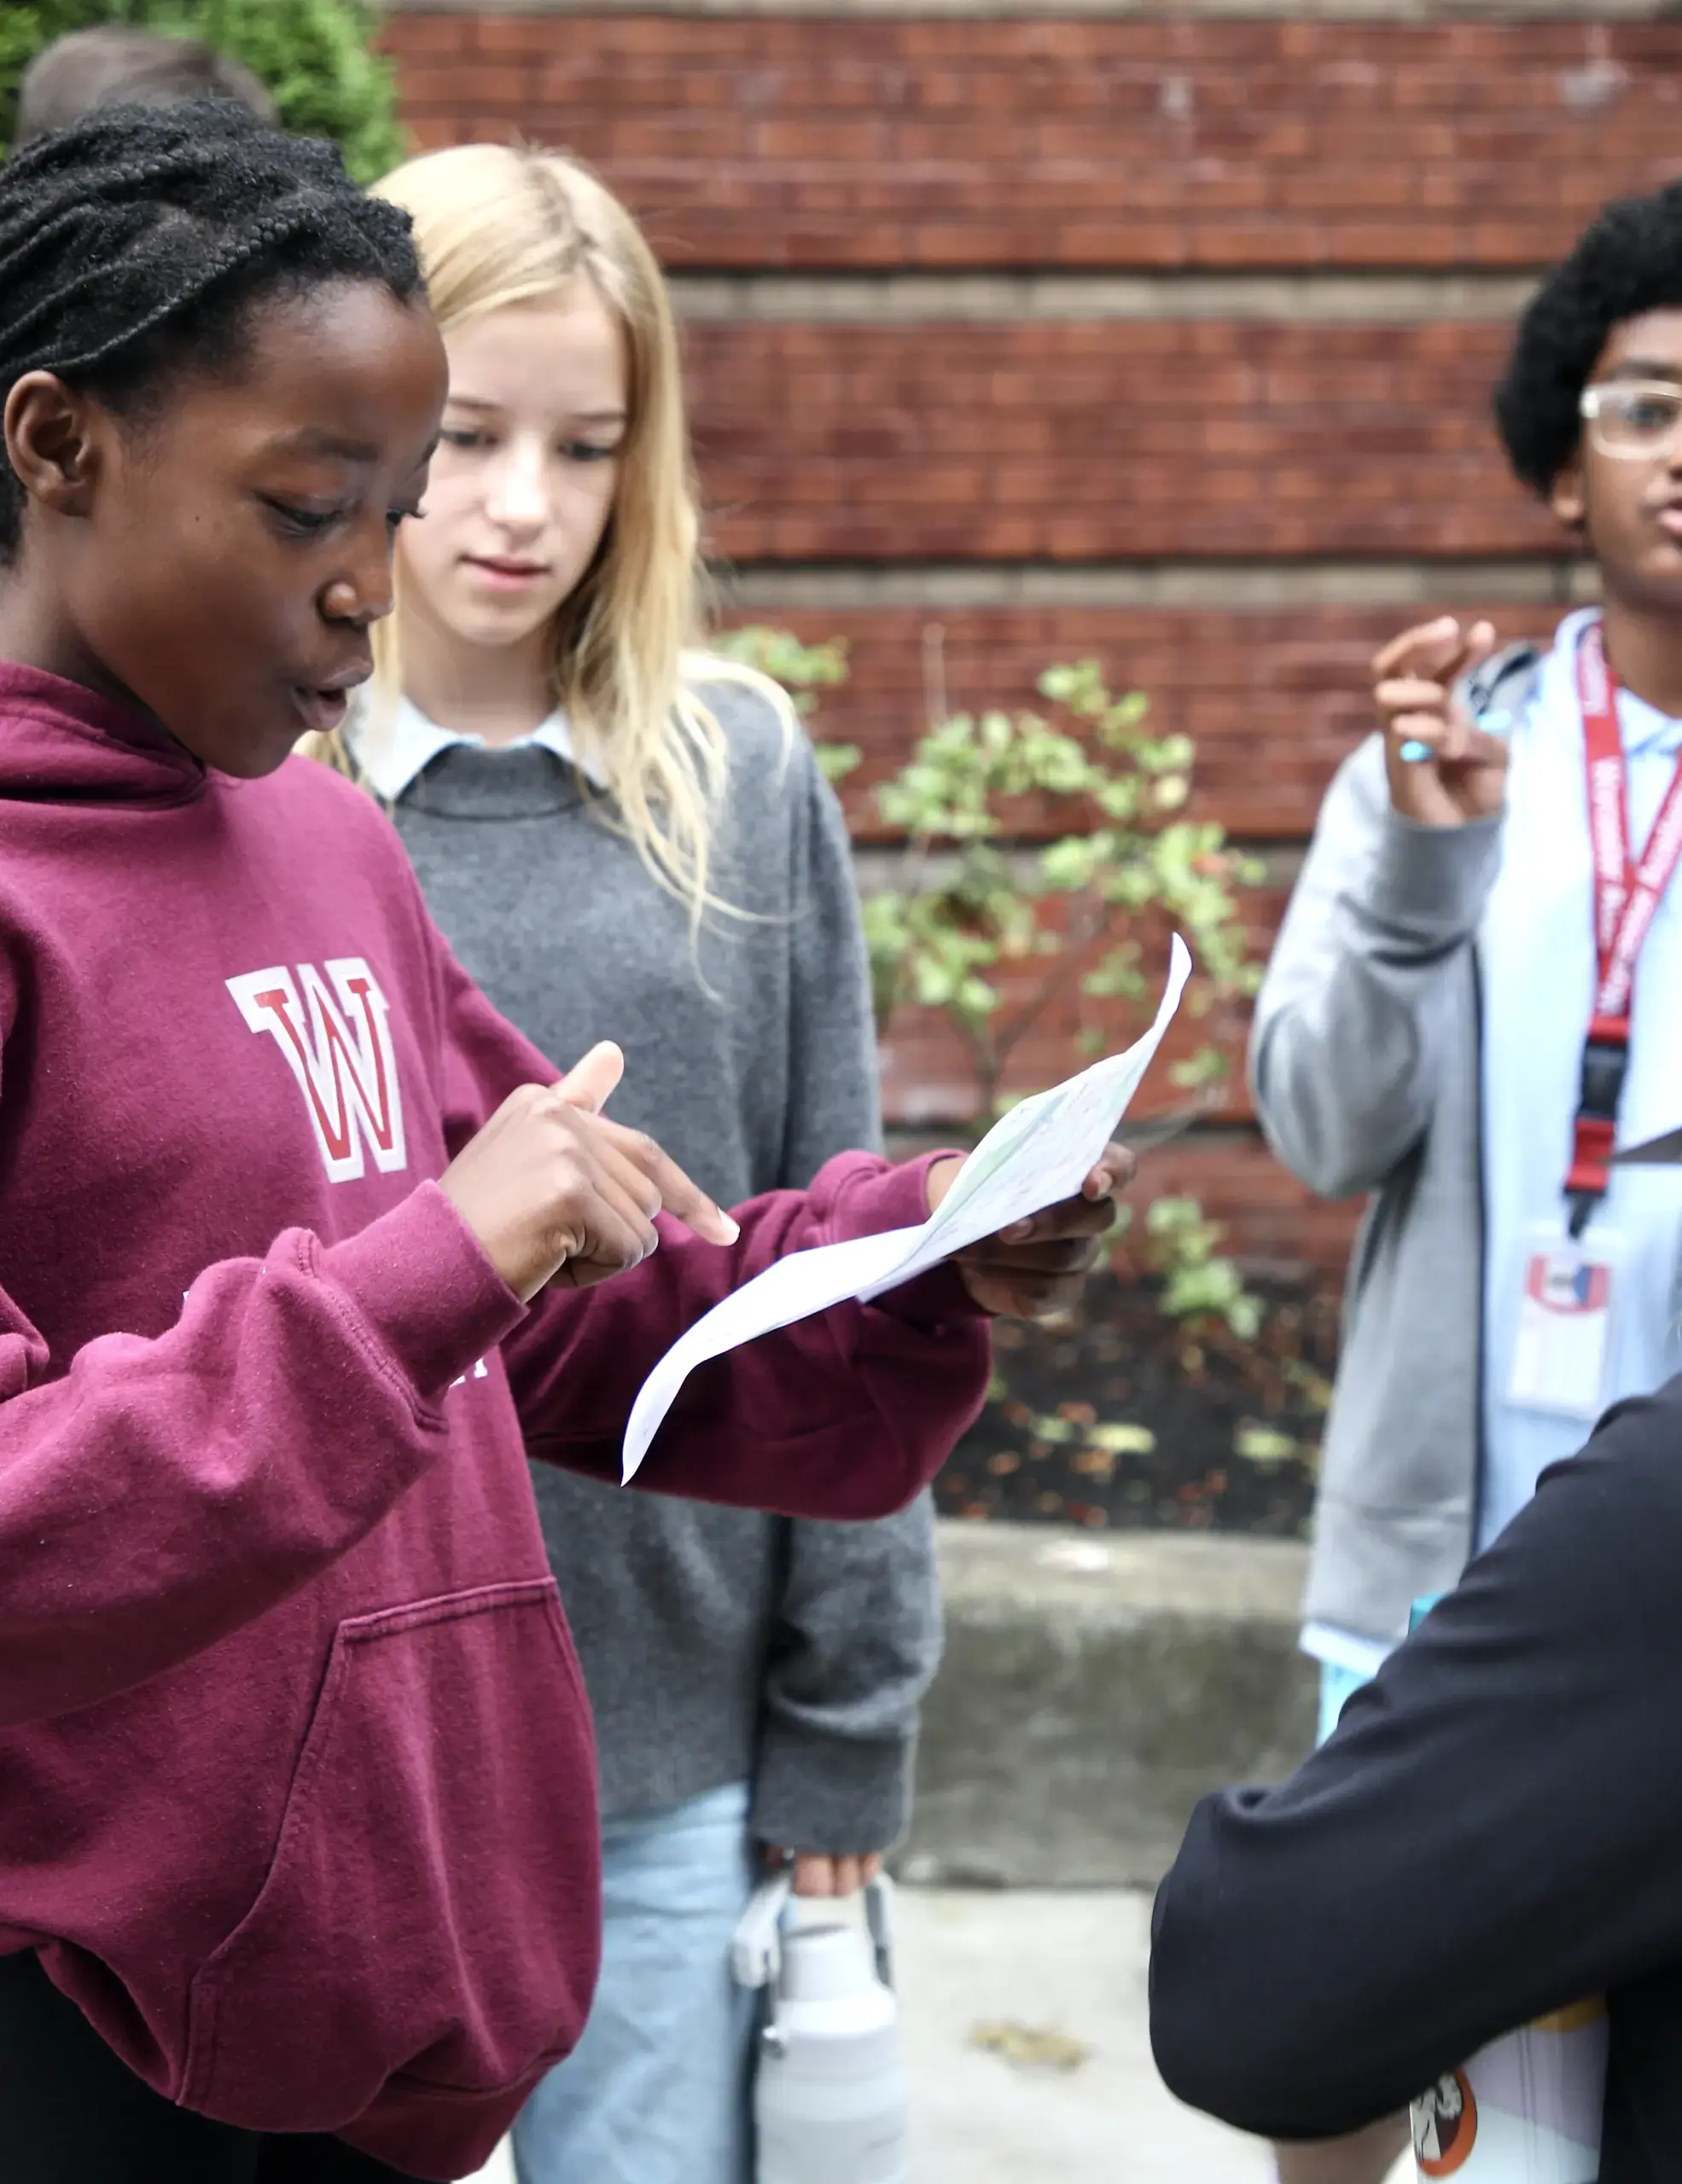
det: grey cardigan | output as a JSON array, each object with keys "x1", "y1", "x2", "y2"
[
  {"x1": 1249, "y1": 652, "x2": 1539, "y2": 1645},
  {"x1": 380, "y1": 671, "x2": 940, "y2": 1850}
]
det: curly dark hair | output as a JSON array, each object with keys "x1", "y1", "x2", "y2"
[
  {"x1": 1495, "y1": 181, "x2": 1682, "y2": 498},
  {"x1": 0, "y1": 99, "x2": 422, "y2": 562}
]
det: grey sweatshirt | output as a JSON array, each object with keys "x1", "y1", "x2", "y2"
[
  {"x1": 1249, "y1": 652, "x2": 1539, "y2": 1647},
  {"x1": 374, "y1": 671, "x2": 940, "y2": 1849}
]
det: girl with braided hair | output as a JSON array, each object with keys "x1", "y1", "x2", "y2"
[{"x1": 0, "y1": 99, "x2": 1124, "y2": 2184}]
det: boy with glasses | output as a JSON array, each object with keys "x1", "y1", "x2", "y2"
[{"x1": 1197, "y1": 182, "x2": 1682, "y2": 2182}]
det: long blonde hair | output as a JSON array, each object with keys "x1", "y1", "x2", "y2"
[{"x1": 335, "y1": 142, "x2": 768, "y2": 919}]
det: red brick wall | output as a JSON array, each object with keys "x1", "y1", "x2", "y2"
[
  {"x1": 385, "y1": 9, "x2": 1673, "y2": 1283},
  {"x1": 678, "y1": 322, "x2": 1547, "y2": 561},
  {"x1": 387, "y1": 15, "x2": 1682, "y2": 270},
  {"x1": 780, "y1": 603, "x2": 1572, "y2": 841}
]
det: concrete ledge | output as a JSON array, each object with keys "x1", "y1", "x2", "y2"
[
  {"x1": 672, "y1": 270, "x2": 1539, "y2": 325},
  {"x1": 720, "y1": 557, "x2": 1598, "y2": 613},
  {"x1": 905, "y1": 1522, "x2": 1313, "y2": 1889}
]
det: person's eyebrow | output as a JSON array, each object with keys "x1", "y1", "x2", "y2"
[
  {"x1": 269, "y1": 426, "x2": 383, "y2": 462},
  {"x1": 1603, "y1": 358, "x2": 1682, "y2": 385},
  {"x1": 445, "y1": 394, "x2": 627, "y2": 427}
]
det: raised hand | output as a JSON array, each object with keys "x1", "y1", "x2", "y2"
[{"x1": 1372, "y1": 615, "x2": 1510, "y2": 827}]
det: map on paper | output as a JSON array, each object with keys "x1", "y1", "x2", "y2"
[{"x1": 620, "y1": 935, "x2": 1192, "y2": 1483}]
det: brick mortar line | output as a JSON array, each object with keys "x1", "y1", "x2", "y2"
[
  {"x1": 713, "y1": 558, "x2": 1599, "y2": 611},
  {"x1": 669, "y1": 272, "x2": 1542, "y2": 325},
  {"x1": 389, "y1": 0, "x2": 1666, "y2": 18}
]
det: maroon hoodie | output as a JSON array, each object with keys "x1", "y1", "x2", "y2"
[{"x1": 0, "y1": 665, "x2": 989, "y2": 2178}]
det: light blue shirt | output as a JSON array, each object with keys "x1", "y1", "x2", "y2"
[{"x1": 1478, "y1": 608, "x2": 1682, "y2": 1548}]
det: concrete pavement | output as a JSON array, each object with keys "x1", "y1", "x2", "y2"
[
  {"x1": 469, "y1": 1886, "x2": 1291, "y2": 2184},
  {"x1": 459, "y1": 1519, "x2": 1400, "y2": 2183},
  {"x1": 896, "y1": 1886, "x2": 1269, "y2": 2183}
]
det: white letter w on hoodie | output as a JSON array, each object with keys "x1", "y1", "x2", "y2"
[{"x1": 226, "y1": 959, "x2": 408, "y2": 1183}]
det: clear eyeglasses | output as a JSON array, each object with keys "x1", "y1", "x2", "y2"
[{"x1": 1580, "y1": 380, "x2": 1682, "y2": 458}]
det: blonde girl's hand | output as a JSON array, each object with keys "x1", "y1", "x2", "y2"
[
  {"x1": 439, "y1": 1043, "x2": 738, "y2": 1302},
  {"x1": 1373, "y1": 615, "x2": 1510, "y2": 827},
  {"x1": 762, "y1": 1845, "x2": 885, "y2": 1897}
]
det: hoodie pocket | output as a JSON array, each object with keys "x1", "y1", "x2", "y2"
[{"x1": 180, "y1": 1578, "x2": 599, "y2": 2135}]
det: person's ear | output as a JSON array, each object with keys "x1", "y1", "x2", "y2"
[
  {"x1": 1551, "y1": 450, "x2": 1587, "y2": 534},
  {"x1": 3, "y1": 371, "x2": 103, "y2": 523}
]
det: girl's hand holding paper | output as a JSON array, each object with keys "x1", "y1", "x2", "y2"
[
  {"x1": 620, "y1": 938, "x2": 1192, "y2": 1482},
  {"x1": 928, "y1": 1140, "x2": 1134, "y2": 1321}
]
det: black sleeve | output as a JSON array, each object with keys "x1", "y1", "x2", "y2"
[{"x1": 1149, "y1": 1380, "x2": 1682, "y2": 2142}]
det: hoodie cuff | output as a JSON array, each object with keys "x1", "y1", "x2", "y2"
[
  {"x1": 319, "y1": 1182, "x2": 527, "y2": 1408},
  {"x1": 1364, "y1": 805, "x2": 1504, "y2": 944},
  {"x1": 751, "y1": 1727, "x2": 917, "y2": 1856},
  {"x1": 828, "y1": 1151, "x2": 992, "y2": 1327}
]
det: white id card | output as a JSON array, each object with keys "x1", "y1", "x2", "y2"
[{"x1": 1507, "y1": 1223, "x2": 1625, "y2": 1421}]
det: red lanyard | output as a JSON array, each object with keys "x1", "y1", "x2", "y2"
[{"x1": 1564, "y1": 620, "x2": 1682, "y2": 1231}]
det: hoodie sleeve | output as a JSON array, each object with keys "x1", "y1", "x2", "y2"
[
  {"x1": 506, "y1": 1153, "x2": 992, "y2": 1521},
  {"x1": 0, "y1": 1182, "x2": 526, "y2": 1728},
  {"x1": 1149, "y1": 1384, "x2": 1682, "y2": 2140},
  {"x1": 1249, "y1": 735, "x2": 1503, "y2": 1201},
  {"x1": 435, "y1": 927, "x2": 993, "y2": 1521},
  {"x1": 0, "y1": 862, "x2": 975, "y2": 1730}
]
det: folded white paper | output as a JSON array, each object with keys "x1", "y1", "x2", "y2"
[{"x1": 621, "y1": 934, "x2": 1192, "y2": 1483}]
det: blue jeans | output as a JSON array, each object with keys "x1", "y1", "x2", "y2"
[{"x1": 511, "y1": 1781, "x2": 759, "y2": 2184}]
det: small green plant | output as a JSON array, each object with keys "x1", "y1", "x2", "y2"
[
  {"x1": 862, "y1": 657, "x2": 1260, "y2": 1112},
  {"x1": 1, "y1": 0, "x2": 406, "y2": 180},
  {"x1": 860, "y1": 651, "x2": 1262, "y2": 1332},
  {"x1": 1134, "y1": 1198, "x2": 1261, "y2": 1341},
  {"x1": 713, "y1": 624, "x2": 1265, "y2": 1337},
  {"x1": 1235, "y1": 1422, "x2": 1308, "y2": 1466},
  {"x1": 710, "y1": 624, "x2": 858, "y2": 785}
]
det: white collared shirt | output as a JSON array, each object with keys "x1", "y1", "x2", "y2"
[{"x1": 351, "y1": 694, "x2": 606, "y2": 804}]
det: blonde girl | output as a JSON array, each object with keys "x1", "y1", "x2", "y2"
[{"x1": 334, "y1": 144, "x2": 946, "y2": 2184}]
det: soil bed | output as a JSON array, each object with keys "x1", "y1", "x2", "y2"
[{"x1": 932, "y1": 1272, "x2": 1336, "y2": 1539}]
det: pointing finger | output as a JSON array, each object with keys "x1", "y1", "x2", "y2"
[
  {"x1": 608, "y1": 1126, "x2": 740, "y2": 1247},
  {"x1": 557, "y1": 1041, "x2": 624, "y2": 1117}
]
